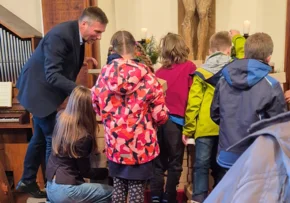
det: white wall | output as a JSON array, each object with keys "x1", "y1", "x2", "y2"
[
  {"x1": 98, "y1": 0, "x2": 116, "y2": 66},
  {"x1": 216, "y1": 0, "x2": 287, "y2": 71},
  {"x1": 100, "y1": 0, "x2": 287, "y2": 71},
  {"x1": 114, "y1": 0, "x2": 178, "y2": 41},
  {"x1": 98, "y1": 0, "x2": 178, "y2": 67},
  {"x1": 0, "y1": 0, "x2": 43, "y2": 33},
  {"x1": 0, "y1": 0, "x2": 287, "y2": 71}
]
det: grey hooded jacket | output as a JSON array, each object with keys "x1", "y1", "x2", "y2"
[{"x1": 205, "y1": 111, "x2": 290, "y2": 203}]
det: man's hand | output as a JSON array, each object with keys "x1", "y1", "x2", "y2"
[
  {"x1": 229, "y1": 29, "x2": 240, "y2": 39},
  {"x1": 285, "y1": 90, "x2": 290, "y2": 103},
  {"x1": 83, "y1": 57, "x2": 98, "y2": 67}
]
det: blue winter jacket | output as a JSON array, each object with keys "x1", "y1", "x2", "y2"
[{"x1": 210, "y1": 59, "x2": 286, "y2": 167}]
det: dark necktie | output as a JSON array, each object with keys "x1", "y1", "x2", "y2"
[{"x1": 79, "y1": 44, "x2": 85, "y2": 67}]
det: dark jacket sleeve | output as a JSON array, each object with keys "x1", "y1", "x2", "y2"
[
  {"x1": 75, "y1": 136, "x2": 108, "y2": 180},
  {"x1": 210, "y1": 80, "x2": 221, "y2": 125},
  {"x1": 266, "y1": 83, "x2": 287, "y2": 117},
  {"x1": 43, "y1": 34, "x2": 77, "y2": 95}
]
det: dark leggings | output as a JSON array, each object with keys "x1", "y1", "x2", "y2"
[
  {"x1": 112, "y1": 177, "x2": 146, "y2": 203},
  {"x1": 150, "y1": 119, "x2": 185, "y2": 203}
]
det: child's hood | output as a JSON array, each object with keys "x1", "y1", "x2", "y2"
[
  {"x1": 222, "y1": 59, "x2": 272, "y2": 89},
  {"x1": 102, "y1": 58, "x2": 149, "y2": 95},
  {"x1": 201, "y1": 52, "x2": 231, "y2": 74}
]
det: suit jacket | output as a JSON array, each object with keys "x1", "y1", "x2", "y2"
[{"x1": 16, "y1": 20, "x2": 84, "y2": 118}]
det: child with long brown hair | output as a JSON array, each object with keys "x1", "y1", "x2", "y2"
[
  {"x1": 135, "y1": 42, "x2": 155, "y2": 72},
  {"x1": 150, "y1": 33, "x2": 196, "y2": 203},
  {"x1": 92, "y1": 30, "x2": 168, "y2": 203},
  {"x1": 46, "y1": 86, "x2": 113, "y2": 203}
]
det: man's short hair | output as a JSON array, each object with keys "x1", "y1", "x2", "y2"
[
  {"x1": 245, "y1": 32, "x2": 273, "y2": 61},
  {"x1": 79, "y1": 6, "x2": 108, "y2": 24},
  {"x1": 209, "y1": 31, "x2": 232, "y2": 52}
]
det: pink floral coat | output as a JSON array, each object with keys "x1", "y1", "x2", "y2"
[{"x1": 92, "y1": 58, "x2": 168, "y2": 165}]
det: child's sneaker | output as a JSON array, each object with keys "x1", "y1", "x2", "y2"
[{"x1": 152, "y1": 196, "x2": 161, "y2": 203}]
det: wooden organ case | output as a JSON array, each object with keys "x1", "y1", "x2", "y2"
[{"x1": 0, "y1": 5, "x2": 44, "y2": 201}]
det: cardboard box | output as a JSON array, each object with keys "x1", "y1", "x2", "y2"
[
  {"x1": 90, "y1": 153, "x2": 108, "y2": 168},
  {"x1": 157, "y1": 78, "x2": 167, "y2": 92},
  {"x1": 95, "y1": 137, "x2": 105, "y2": 154},
  {"x1": 96, "y1": 123, "x2": 104, "y2": 138}
]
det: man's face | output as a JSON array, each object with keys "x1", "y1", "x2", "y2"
[{"x1": 80, "y1": 20, "x2": 107, "y2": 44}]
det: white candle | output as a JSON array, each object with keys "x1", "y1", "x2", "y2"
[
  {"x1": 243, "y1": 20, "x2": 251, "y2": 34},
  {"x1": 141, "y1": 28, "x2": 147, "y2": 39}
]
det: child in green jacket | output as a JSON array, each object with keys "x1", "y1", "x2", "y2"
[{"x1": 182, "y1": 30, "x2": 245, "y2": 203}]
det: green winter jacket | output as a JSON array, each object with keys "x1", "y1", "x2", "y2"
[
  {"x1": 182, "y1": 65, "x2": 221, "y2": 138},
  {"x1": 183, "y1": 34, "x2": 245, "y2": 139},
  {"x1": 231, "y1": 34, "x2": 246, "y2": 59}
]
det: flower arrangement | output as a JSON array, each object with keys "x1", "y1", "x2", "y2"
[{"x1": 137, "y1": 36, "x2": 159, "y2": 65}]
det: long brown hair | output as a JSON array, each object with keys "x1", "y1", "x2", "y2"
[
  {"x1": 52, "y1": 86, "x2": 97, "y2": 158},
  {"x1": 135, "y1": 42, "x2": 154, "y2": 72},
  {"x1": 159, "y1": 33, "x2": 189, "y2": 68}
]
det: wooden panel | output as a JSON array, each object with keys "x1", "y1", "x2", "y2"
[
  {"x1": 285, "y1": 0, "x2": 290, "y2": 90},
  {"x1": 0, "y1": 5, "x2": 42, "y2": 38},
  {"x1": 3, "y1": 143, "x2": 45, "y2": 189},
  {"x1": 0, "y1": 130, "x2": 28, "y2": 144},
  {"x1": 0, "y1": 129, "x2": 44, "y2": 189},
  {"x1": 31, "y1": 37, "x2": 42, "y2": 51},
  {"x1": 41, "y1": 0, "x2": 90, "y2": 34},
  {"x1": 0, "y1": 147, "x2": 5, "y2": 167},
  {"x1": 41, "y1": 0, "x2": 99, "y2": 88},
  {"x1": 0, "y1": 161, "x2": 14, "y2": 203}
]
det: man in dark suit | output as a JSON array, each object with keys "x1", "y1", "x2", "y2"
[{"x1": 15, "y1": 6, "x2": 108, "y2": 198}]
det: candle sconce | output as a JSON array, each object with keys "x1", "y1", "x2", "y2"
[
  {"x1": 243, "y1": 20, "x2": 251, "y2": 39},
  {"x1": 243, "y1": 33, "x2": 249, "y2": 39},
  {"x1": 140, "y1": 28, "x2": 148, "y2": 45},
  {"x1": 138, "y1": 39, "x2": 146, "y2": 46}
]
